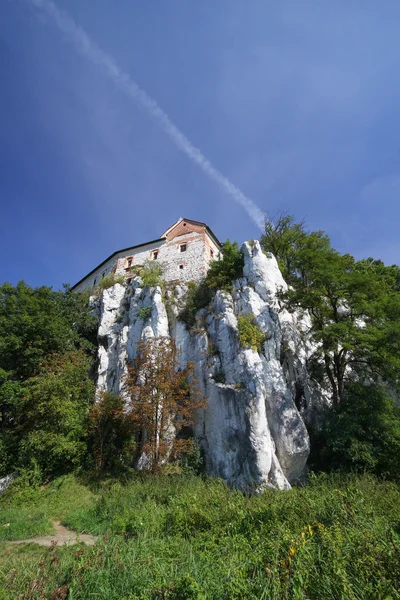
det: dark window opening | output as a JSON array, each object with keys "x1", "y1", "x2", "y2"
[
  {"x1": 101, "y1": 272, "x2": 106, "y2": 279},
  {"x1": 180, "y1": 243, "x2": 187, "y2": 252},
  {"x1": 93, "y1": 278, "x2": 97, "y2": 285},
  {"x1": 153, "y1": 251, "x2": 159, "y2": 260},
  {"x1": 179, "y1": 265, "x2": 184, "y2": 270},
  {"x1": 210, "y1": 249, "x2": 214, "y2": 258}
]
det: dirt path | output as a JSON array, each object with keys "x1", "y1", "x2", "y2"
[{"x1": 8, "y1": 521, "x2": 97, "y2": 547}]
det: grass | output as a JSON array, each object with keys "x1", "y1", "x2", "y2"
[
  {"x1": 0, "y1": 472, "x2": 400, "y2": 598},
  {"x1": 0, "y1": 475, "x2": 93, "y2": 542}
]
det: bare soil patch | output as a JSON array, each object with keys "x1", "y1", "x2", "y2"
[{"x1": 8, "y1": 521, "x2": 96, "y2": 547}]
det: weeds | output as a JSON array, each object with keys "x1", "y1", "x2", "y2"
[
  {"x1": 237, "y1": 314, "x2": 265, "y2": 352},
  {"x1": 1, "y1": 472, "x2": 400, "y2": 599}
]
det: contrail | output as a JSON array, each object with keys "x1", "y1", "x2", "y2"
[{"x1": 24, "y1": 0, "x2": 265, "y2": 230}]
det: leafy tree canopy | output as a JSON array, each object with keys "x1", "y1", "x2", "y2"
[
  {"x1": 261, "y1": 214, "x2": 400, "y2": 404},
  {"x1": 310, "y1": 383, "x2": 400, "y2": 479},
  {"x1": 0, "y1": 281, "x2": 98, "y2": 477},
  {"x1": 0, "y1": 281, "x2": 97, "y2": 382},
  {"x1": 17, "y1": 351, "x2": 95, "y2": 477},
  {"x1": 125, "y1": 337, "x2": 206, "y2": 469}
]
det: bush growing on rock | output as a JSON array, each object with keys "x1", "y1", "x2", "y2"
[
  {"x1": 237, "y1": 315, "x2": 265, "y2": 352},
  {"x1": 180, "y1": 240, "x2": 244, "y2": 326},
  {"x1": 141, "y1": 260, "x2": 164, "y2": 288},
  {"x1": 137, "y1": 305, "x2": 153, "y2": 321},
  {"x1": 98, "y1": 273, "x2": 125, "y2": 292}
]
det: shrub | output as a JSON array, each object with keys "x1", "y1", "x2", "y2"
[
  {"x1": 179, "y1": 281, "x2": 212, "y2": 327},
  {"x1": 17, "y1": 352, "x2": 95, "y2": 478},
  {"x1": 309, "y1": 383, "x2": 400, "y2": 480},
  {"x1": 137, "y1": 305, "x2": 153, "y2": 321},
  {"x1": 98, "y1": 273, "x2": 125, "y2": 291},
  {"x1": 214, "y1": 370, "x2": 226, "y2": 384},
  {"x1": 141, "y1": 260, "x2": 164, "y2": 288},
  {"x1": 88, "y1": 391, "x2": 134, "y2": 473},
  {"x1": 180, "y1": 240, "x2": 244, "y2": 326},
  {"x1": 237, "y1": 314, "x2": 265, "y2": 352},
  {"x1": 205, "y1": 239, "x2": 244, "y2": 291}
]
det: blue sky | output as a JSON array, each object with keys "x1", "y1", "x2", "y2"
[{"x1": 1, "y1": 0, "x2": 400, "y2": 289}]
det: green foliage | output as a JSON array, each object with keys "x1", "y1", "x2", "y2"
[
  {"x1": 0, "y1": 474, "x2": 93, "y2": 542},
  {"x1": 261, "y1": 214, "x2": 400, "y2": 404},
  {"x1": 0, "y1": 282, "x2": 98, "y2": 477},
  {"x1": 237, "y1": 314, "x2": 265, "y2": 352},
  {"x1": 137, "y1": 305, "x2": 153, "y2": 321},
  {"x1": 310, "y1": 384, "x2": 400, "y2": 480},
  {"x1": 261, "y1": 213, "x2": 307, "y2": 281},
  {"x1": 214, "y1": 370, "x2": 226, "y2": 384},
  {"x1": 262, "y1": 215, "x2": 400, "y2": 481},
  {"x1": 141, "y1": 260, "x2": 164, "y2": 288},
  {"x1": 205, "y1": 240, "x2": 244, "y2": 291},
  {"x1": 180, "y1": 240, "x2": 244, "y2": 326},
  {"x1": 88, "y1": 391, "x2": 134, "y2": 473},
  {"x1": 1, "y1": 472, "x2": 400, "y2": 598},
  {"x1": 0, "y1": 281, "x2": 97, "y2": 383},
  {"x1": 98, "y1": 273, "x2": 125, "y2": 291},
  {"x1": 179, "y1": 281, "x2": 213, "y2": 327},
  {"x1": 17, "y1": 352, "x2": 95, "y2": 477}
]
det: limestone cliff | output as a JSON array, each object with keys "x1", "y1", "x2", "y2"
[{"x1": 93, "y1": 241, "x2": 325, "y2": 491}]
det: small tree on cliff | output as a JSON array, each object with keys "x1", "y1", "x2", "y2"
[{"x1": 125, "y1": 337, "x2": 206, "y2": 469}]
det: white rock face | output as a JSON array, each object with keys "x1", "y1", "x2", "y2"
[
  {"x1": 93, "y1": 241, "x2": 324, "y2": 490},
  {"x1": 0, "y1": 473, "x2": 16, "y2": 495}
]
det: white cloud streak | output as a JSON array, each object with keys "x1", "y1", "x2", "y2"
[{"x1": 24, "y1": 0, "x2": 265, "y2": 230}]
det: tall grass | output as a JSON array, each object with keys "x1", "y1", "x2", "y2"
[{"x1": 1, "y1": 472, "x2": 400, "y2": 599}]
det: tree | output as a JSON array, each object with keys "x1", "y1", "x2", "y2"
[
  {"x1": 0, "y1": 281, "x2": 97, "y2": 476},
  {"x1": 17, "y1": 351, "x2": 95, "y2": 477},
  {"x1": 309, "y1": 383, "x2": 400, "y2": 480},
  {"x1": 261, "y1": 213, "x2": 307, "y2": 281},
  {"x1": 88, "y1": 391, "x2": 133, "y2": 473},
  {"x1": 125, "y1": 337, "x2": 206, "y2": 469},
  {"x1": 261, "y1": 215, "x2": 400, "y2": 404}
]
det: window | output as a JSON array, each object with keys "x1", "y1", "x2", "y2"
[
  {"x1": 179, "y1": 264, "x2": 184, "y2": 270},
  {"x1": 153, "y1": 251, "x2": 159, "y2": 260},
  {"x1": 210, "y1": 249, "x2": 214, "y2": 258},
  {"x1": 180, "y1": 243, "x2": 187, "y2": 253},
  {"x1": 93, "y1": 277, "x2": 97, "y2": 286},
  {"x1": 125, "y1": 257, "x2": 133, "y2": 269},
  {"x1": 101, "y1": 271, "x2": 106, "y2": 279}
]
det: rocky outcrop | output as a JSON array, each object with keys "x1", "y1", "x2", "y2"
[
  {"x1": 93, "y1": 241, "x2": 325, "y2": 491},
  {"x1": 0, "y1": 473, "x2": 16, "y2": 495}
]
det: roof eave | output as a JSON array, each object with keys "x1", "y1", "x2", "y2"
[{"x1": 70, "y1": 237, "x2": 165, "y2": 290}]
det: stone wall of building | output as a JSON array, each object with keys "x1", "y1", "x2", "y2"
[
  {"x1": 73, "y1": 240, "x2": 166, "y2": 293},
  {"x1": 73, "y1": 229, "x2": 221, "y2": 292}
]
